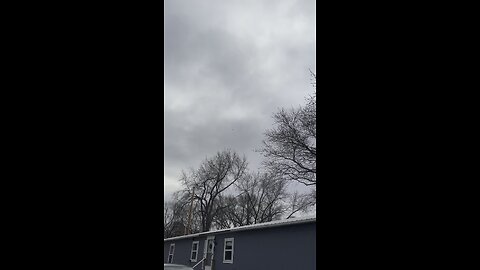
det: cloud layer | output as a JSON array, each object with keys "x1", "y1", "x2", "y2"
[{"x1": 164, "y1": 0, "x2": 316, "y2": 200}]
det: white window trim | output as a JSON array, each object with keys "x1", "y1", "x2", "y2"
[
  {"x1": 223, "y1": 238, "x2": 234, "y2": 264},
  {"x1": 190, "y1": 241, "x2": 199, "y2": 262},
  {"x1": 168, "y1": 243, "x2": 175, "y2": 263}
]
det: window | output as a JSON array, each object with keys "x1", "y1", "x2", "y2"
[
  {"x1": 223, "y1": 238, "x2": 234, "y2": 264},
  {"x1": 168, "y1": 243, "x2": 175, "y2": 263},
  {"x1": 190, "y1": 241, "x2": 199, "y2": 262}
]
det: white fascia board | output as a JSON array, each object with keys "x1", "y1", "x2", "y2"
[{"x1": 164, "y1": 215, "x2": 316, "y2": 242}]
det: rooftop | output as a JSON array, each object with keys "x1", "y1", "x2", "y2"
[{"x1": 164, "y1": 215, "x2": 316, "y2": 242}]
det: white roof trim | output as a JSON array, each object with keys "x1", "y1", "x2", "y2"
[{"x1": 164, "y1": 215, "x2": 316, "y2": 242}]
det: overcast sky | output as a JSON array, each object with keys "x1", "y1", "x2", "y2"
[{"x1": 164, "y1": 0, "x2": 316, "y2": 201}]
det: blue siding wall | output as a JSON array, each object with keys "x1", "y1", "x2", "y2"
[
  {"x1": 164, "y1": 222, "x2": 316, "y2": 270},
  {"x1": 164, "y1": 236, "x2": 206, "y2": 267}
]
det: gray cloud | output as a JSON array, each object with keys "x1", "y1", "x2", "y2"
[{"x1": 164, "y1": 0, "x2": 316, "y2": 200}]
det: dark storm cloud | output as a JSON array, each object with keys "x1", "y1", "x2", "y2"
[{"x1": 164, "y1": 0, "x2": 316, "y2": 199}]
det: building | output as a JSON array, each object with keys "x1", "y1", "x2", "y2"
[{"x1": 163, "y1": 216, "x2": 316, "y2": 270}]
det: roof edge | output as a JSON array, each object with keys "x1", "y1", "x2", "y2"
[{"x1": 164, "y1": 215, "x2": 316, "y2": 242}]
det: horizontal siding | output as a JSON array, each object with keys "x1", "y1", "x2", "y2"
[
  {"x1": 164, "y1": 222, "x2": 316, "y2": 270},
  {"x1": 164, "y1": 236, "x2": 206, "y2": 267}
]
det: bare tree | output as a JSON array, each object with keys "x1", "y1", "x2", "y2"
[
  {"x1": 214, "y1": 171, "x2": 314, "y2": 227},
  {"x1": 163, "y1": 195, "x2": 189, "y2": 238},
  {"x1": 232, "y1": 172, "x2": 287, "y2": 225},
  {"x1": 259, "y1": 73, "x2": 316, "y2": 187},
  {"x1": 164, "y1": 201, "x2": 174, "y2": 238},
  {"x1": 211, "y1": 194, "x2": 237, "y2": 229},
  {"x1": 180, "y1": 149, "x2": 248, "y2": 232},
  {"x1": 284, "y1": 191, "x2": 316, "y2": 219}
]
